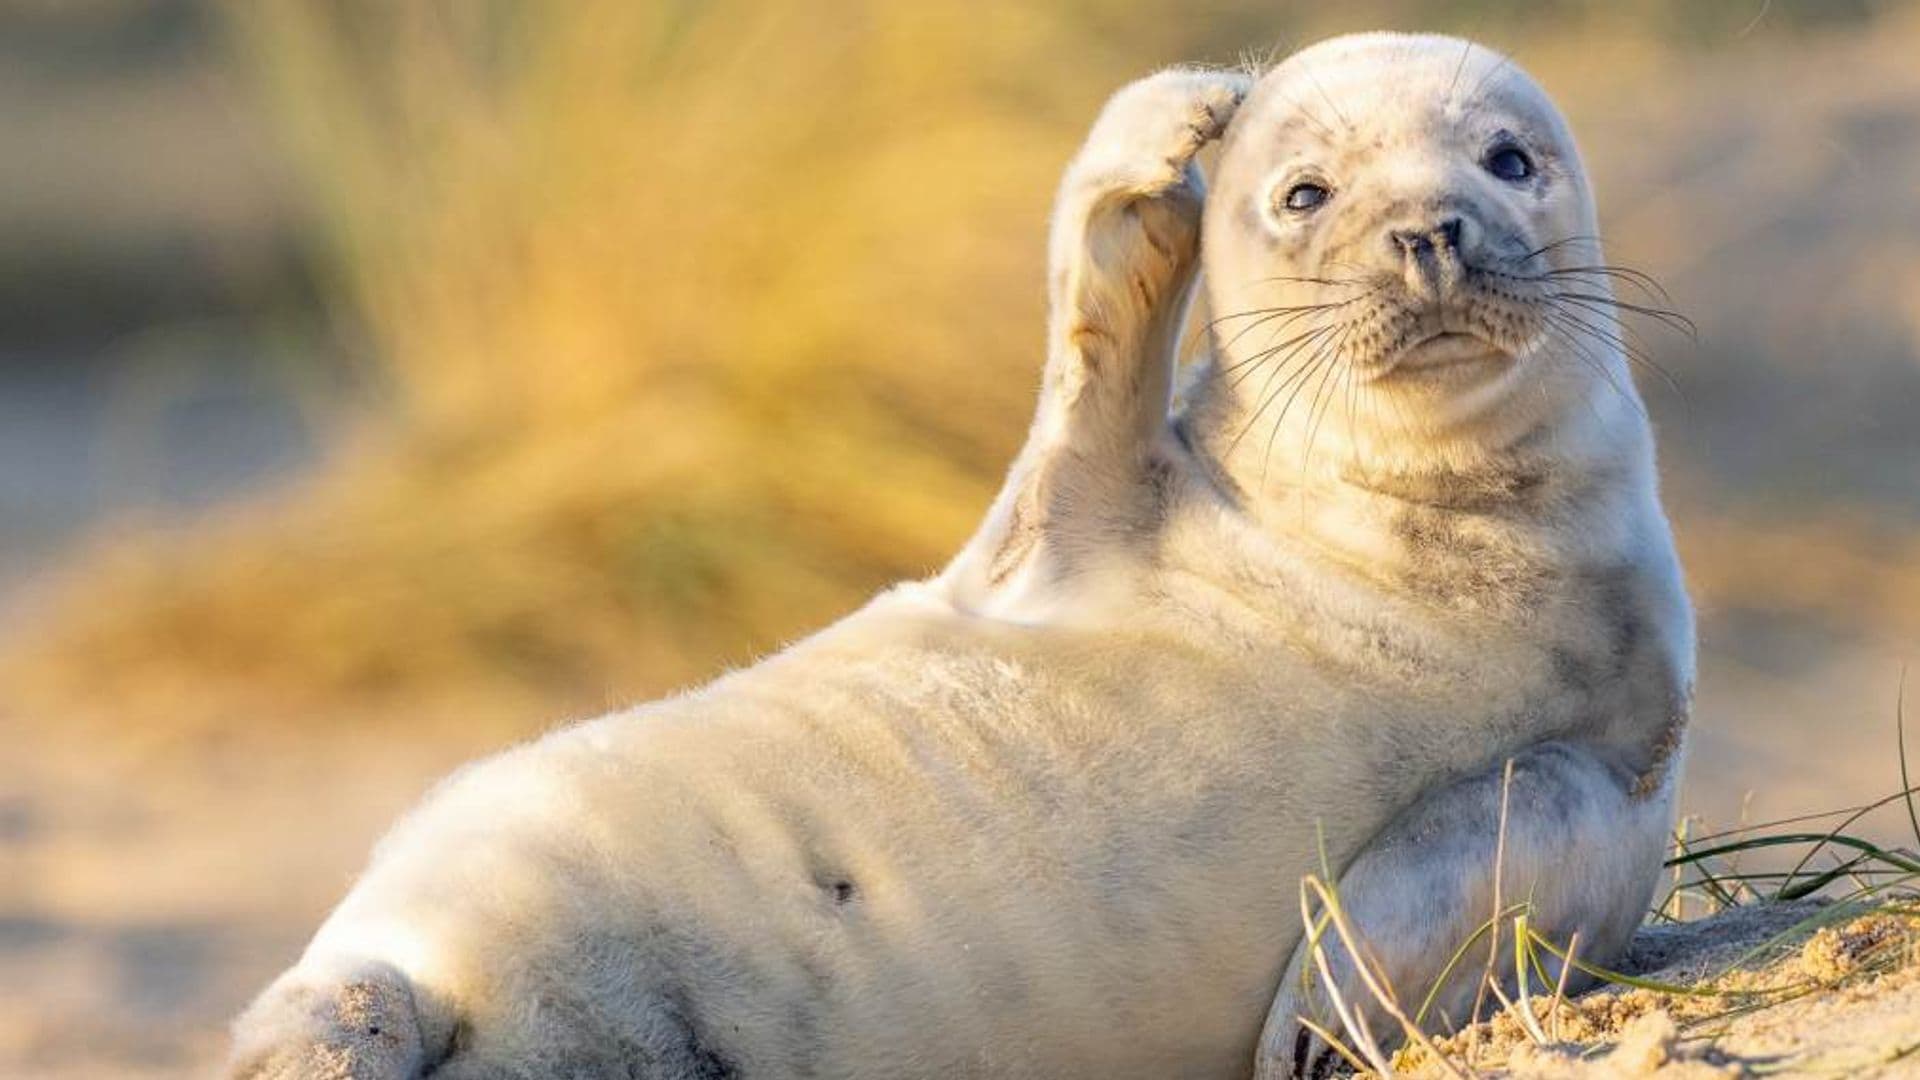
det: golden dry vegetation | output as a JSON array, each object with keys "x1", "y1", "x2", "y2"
[{"x1": 6, "y1": 1, "x2": 1915, "y2": 746}]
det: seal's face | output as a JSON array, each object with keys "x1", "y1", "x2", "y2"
[{"x1": 1205, "y1": 34, "x2": 1606, "y2": 444}]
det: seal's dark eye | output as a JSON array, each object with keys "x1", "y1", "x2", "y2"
[
  {"x1": 1485, "y1": 145, "x2": 1534, "y2": 182},
  {"x1": 1283, "y1": 182, "x2": 1330, "y2": 213}
]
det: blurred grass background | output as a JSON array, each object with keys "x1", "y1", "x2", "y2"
[{"x1": 2, "y1": 1, "x2": 1918, "y2": 1076}]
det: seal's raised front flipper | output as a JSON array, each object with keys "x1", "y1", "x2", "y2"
[
  {"x1": 943, "y1": 68, "x2": 1248, "y2": 621},
  {"x1": 1254, "y1": 743, "x2": 1677, "y2": 1080}
]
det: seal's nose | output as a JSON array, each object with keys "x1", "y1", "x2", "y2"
[
  {"x1": 1389, "y1": 216, "x2": 1466, "y2": 299},
  {"x1": 1389, "y1": 217, "x2": 1463, "y2": 257}
]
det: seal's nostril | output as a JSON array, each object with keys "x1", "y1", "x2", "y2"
[
  {"x1": 1437, "y1": 217, "x2": 1463, "y2": 249},
  {"x1": 1391, "y1": 228, "x2": 1433, "y2": 255}
]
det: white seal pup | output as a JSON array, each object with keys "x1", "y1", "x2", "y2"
[{"x1": 227, "y1": 34, "x2": 1692, "y2": 1080}]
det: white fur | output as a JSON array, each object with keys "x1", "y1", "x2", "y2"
[{"x1": 228, "y1": 36, "x2": 1692, "y2": 1080}]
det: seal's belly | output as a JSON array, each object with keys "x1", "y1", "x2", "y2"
[
  {"x1": 555, "y1": 747, "x2": 1309, "y2": 1078},
  {"x1": 343, "y1": 611, "x2": 1587, "y2": 1077}
]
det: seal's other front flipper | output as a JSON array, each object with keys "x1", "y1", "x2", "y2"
[{"x1": 1255, "y1": 743, "x2": 1673, "y2": 1080}]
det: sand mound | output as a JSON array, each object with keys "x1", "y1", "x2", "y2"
[{"x1": 1392, "y1": 902, "x2": 1920, "y2": 1078}]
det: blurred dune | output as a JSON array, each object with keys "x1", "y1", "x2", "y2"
[{"x1": 2, "y1": 2, "x2": 1918, "y2": 1076}]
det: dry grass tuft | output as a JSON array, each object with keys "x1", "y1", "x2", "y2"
[
  {"x1": 1308, "y1": 764, "x2": 1920, "y2": 1079},
  {"x1": 1386, "y1": 906, "x2": 1920, "y2": 1077}
]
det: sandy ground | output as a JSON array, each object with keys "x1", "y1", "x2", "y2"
[{"x1": 1396, "y1": 902, "x2": 1920, "y2": 1078}]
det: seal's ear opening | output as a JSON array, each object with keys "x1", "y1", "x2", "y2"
[{"x1": 226, "y1": 960, "x2": 447, "y2": 1080}]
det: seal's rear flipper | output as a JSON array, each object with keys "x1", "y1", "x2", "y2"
[{"x1": 226, "y1": 959, "x2": 447, "y2": 1080}]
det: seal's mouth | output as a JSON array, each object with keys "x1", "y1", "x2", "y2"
[
  {"x1": 1381, "y1": 330, "x2": 1512, "y2": 378},
  {"x1": 1339, "y1": 279, "x2": 1543, "y2": 383}
]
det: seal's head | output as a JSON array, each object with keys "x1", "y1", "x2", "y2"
[{"x1": 1201, "y1": 34, "x2": 1637, "y2": 478}]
